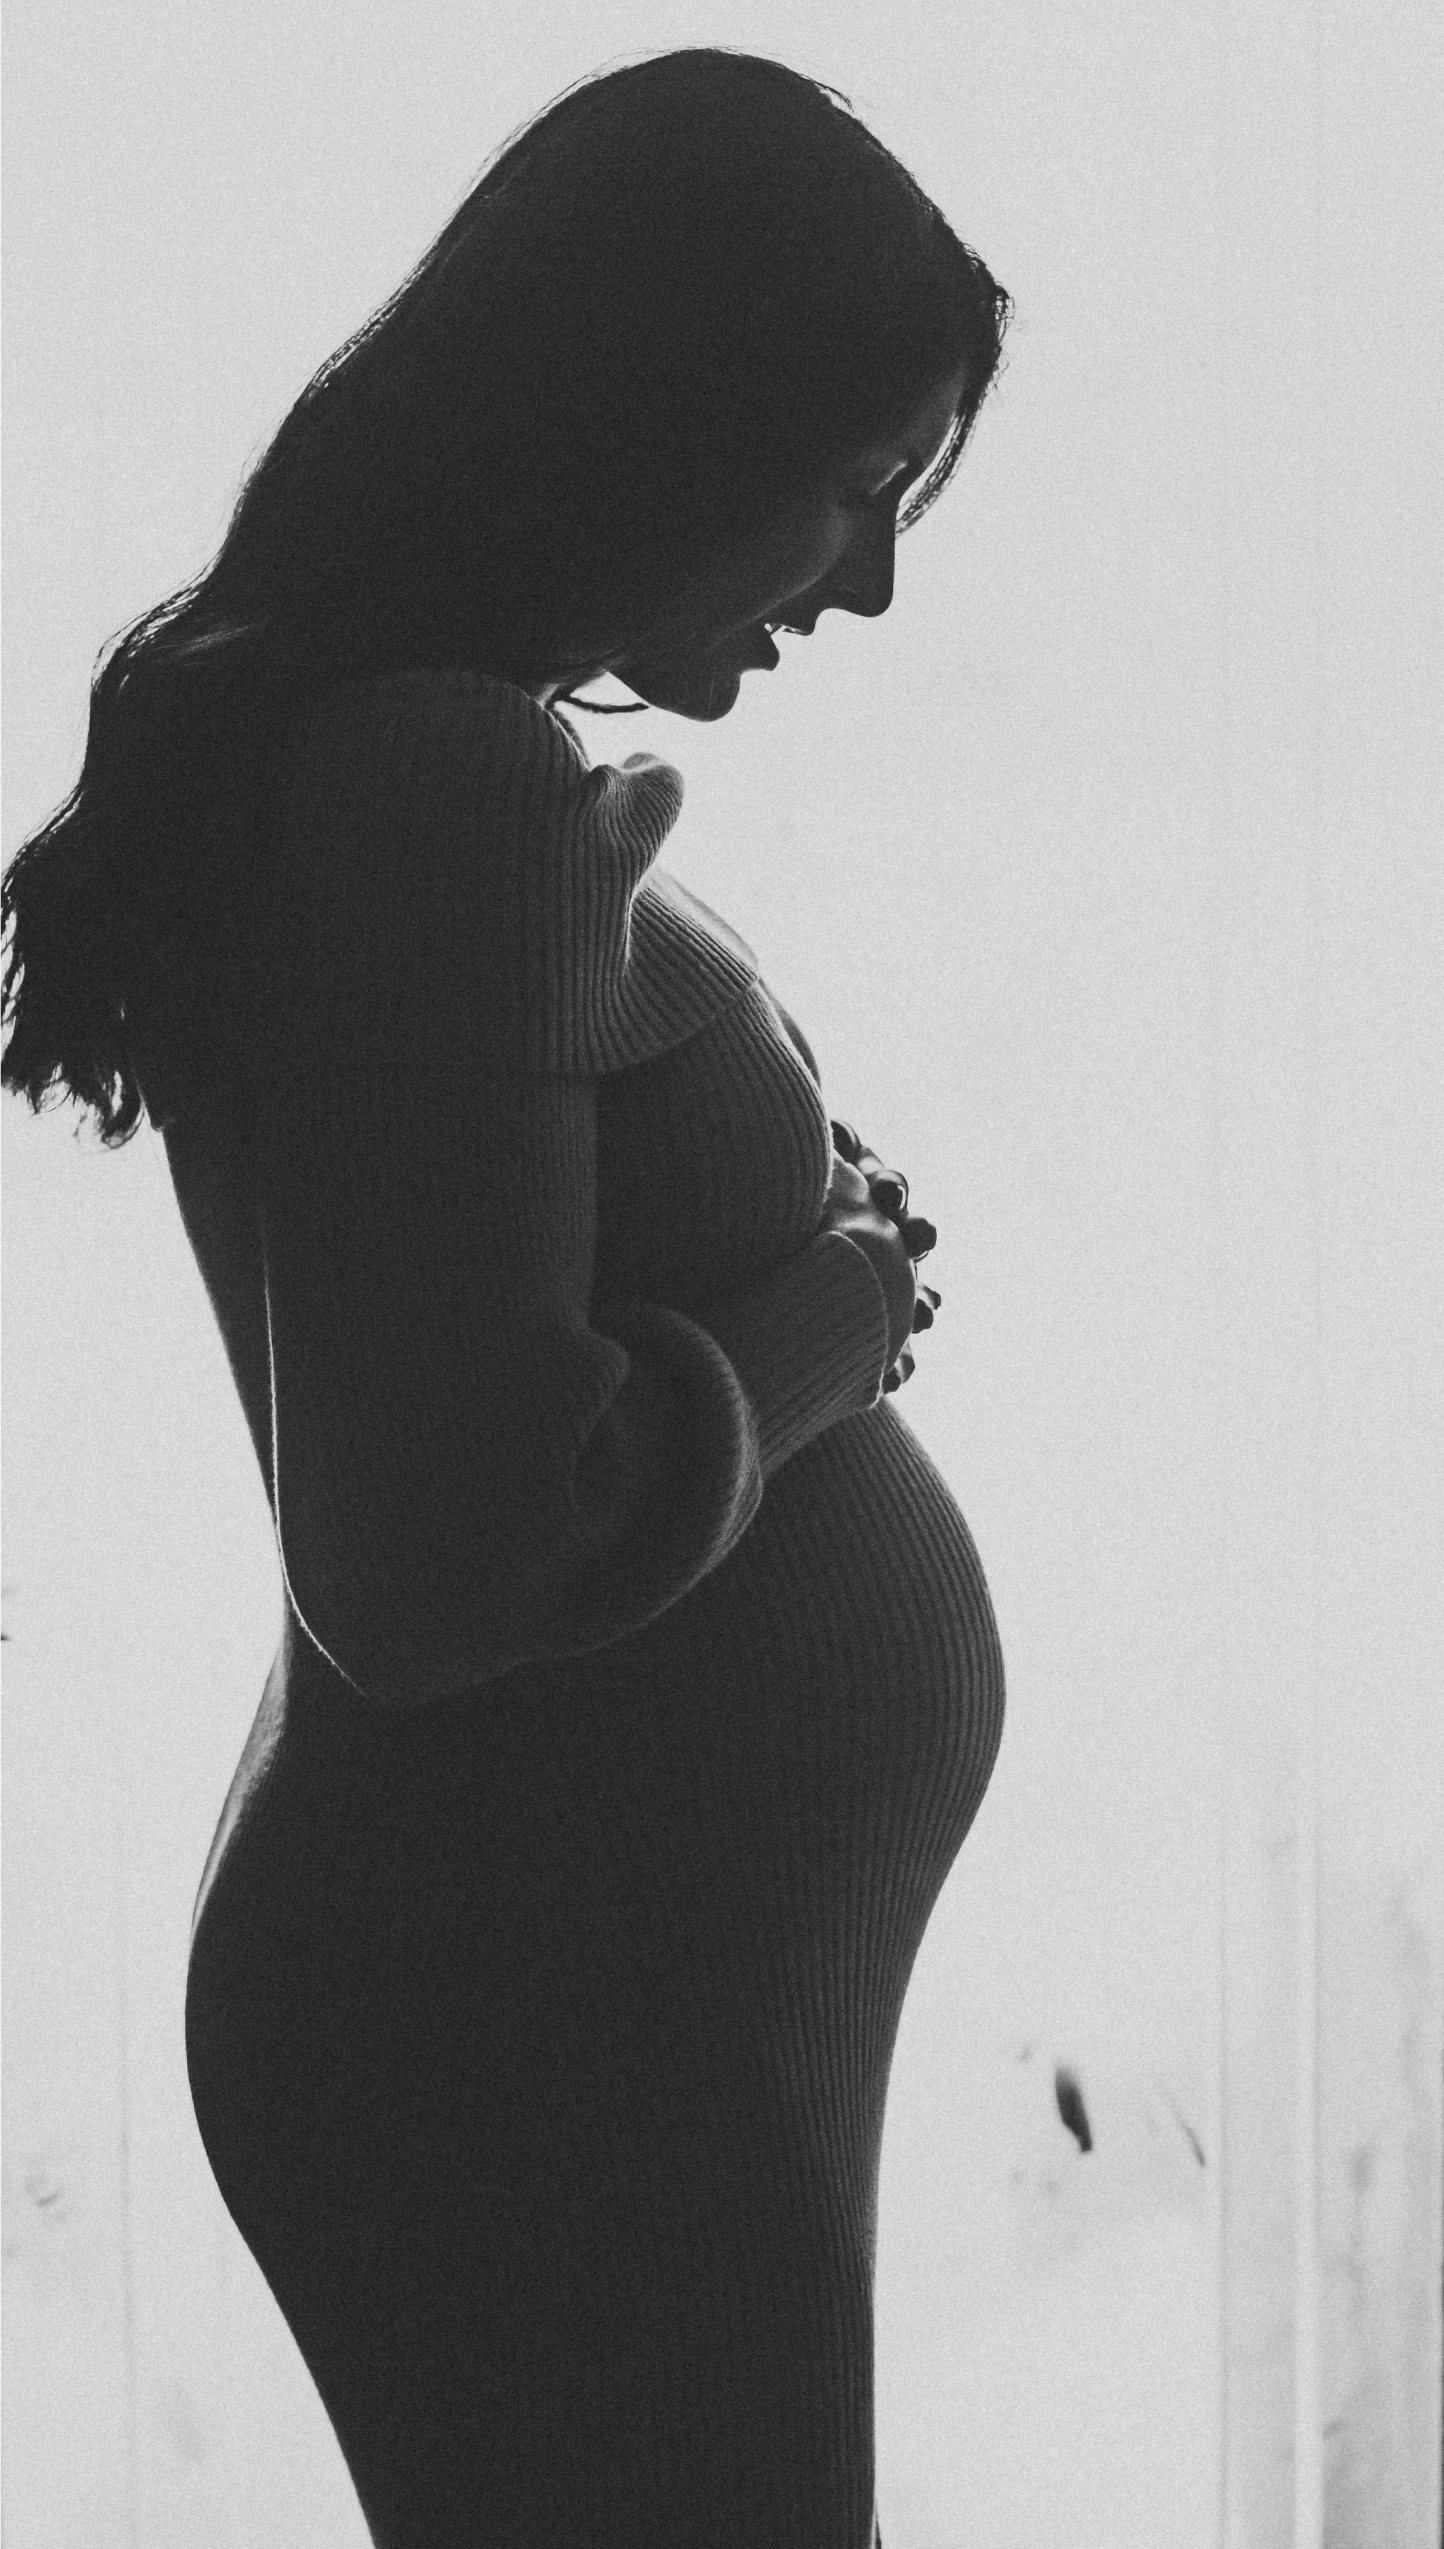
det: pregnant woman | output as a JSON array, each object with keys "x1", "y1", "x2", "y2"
[{"x1": 3, "y1": 48, "x2": 1010, "y2": 2548}]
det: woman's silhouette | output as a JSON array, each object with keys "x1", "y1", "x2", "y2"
[{"x1": 2, "y1": 48, "x2": 1010, "y2": 2547}]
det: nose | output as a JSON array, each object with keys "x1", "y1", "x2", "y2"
[
  {"x1": 836, "y1": 574, "x2": 893, "y2": 621},
  {"x1": 814, "y1": 517, "x2": 897, "y2": 623}
]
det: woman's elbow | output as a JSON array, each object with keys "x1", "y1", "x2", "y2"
[{"x1": 276, "y1": 1533, "x2": 518, "y2": 1709}]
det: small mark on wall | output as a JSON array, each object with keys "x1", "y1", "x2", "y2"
[
  {"x1": 1347, "y1": 2140, "x2": 1376, "y2": 2197},
  {"x1": 1151, "y1": 2075, "x2": 1207, "y2": 2167},
  {"x1": 1054, "y1": 2066, "x2": 1092, "y2": 2153},
  {"x1": 23, "y1": 2160, "x2": 73, "y2": 2222}
]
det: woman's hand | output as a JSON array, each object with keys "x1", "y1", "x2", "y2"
[
  {"x1": 763, "y1": 992, "x2": 941, "y2": 1394},
  {"x1": 825, "y1": 1118, "x2": 941, "y2": 1393},
  {"x1": 817, "y1": 1150, "x2": 917, "y2": 1370}
]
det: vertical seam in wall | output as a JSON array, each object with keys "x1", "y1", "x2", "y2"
[
  {"x1": 1208, "y1": 0, "x2": 1231, "y2": 2536},
  {"x1": 1294, "y1": 0, "x2": 1327, "y2": 2538},
  {"x1": 1294, "y1": 0, "x2": 1328, "y2": 2537}
]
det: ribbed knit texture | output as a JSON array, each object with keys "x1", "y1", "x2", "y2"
[{"x1": 181, "y1": 668, "x2": 1006, "y2": 2549}]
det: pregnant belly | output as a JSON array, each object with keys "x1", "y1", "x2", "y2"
[
  {"x1": 187, "y1": 1396, "x2": 1005, "y2": 2338},
  {"x1": 186, "y1": 1402, "x2": 1002, "y2": 2549},
  {"x1": 748, "y1": 1398, "x2": 1005, "y2": 1717},
  {"x1": 196, "y1": 1402, "x2": 1004, "y2": 1951},
  {"x1": 651, "y1": 1396, "x2": 1008, "y2": 1887},
  {"x1": 437, "y1": 1397, "x2": 1010, "y2": 2029}
]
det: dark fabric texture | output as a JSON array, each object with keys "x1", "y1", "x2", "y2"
[{"x1": 179, "y1": 670, "x2": 1006, "y2": 2546}]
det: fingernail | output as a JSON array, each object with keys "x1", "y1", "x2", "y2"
[
  {"x1": 873, "y1": 1176, "x2": 907, "y2": 1218},
  {"x1": 830, "y1": 1119, "x2": 862, "y2": 1162}
]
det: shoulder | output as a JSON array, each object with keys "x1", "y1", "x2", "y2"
[
  {"x1": 265, "y1": 665, "x2": 755, "y2": 1080},
  {"x1": 275, "y1": 664, "x2": 679, "y2": 836}
]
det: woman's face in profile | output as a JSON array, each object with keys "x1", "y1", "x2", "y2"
[{"x1": 566, "y1": 357, "x2": 971, "y2": 723}]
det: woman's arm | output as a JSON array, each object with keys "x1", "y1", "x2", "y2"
[{"x1": 253, "y1": 679, "x2": 891, "y2": 1708}]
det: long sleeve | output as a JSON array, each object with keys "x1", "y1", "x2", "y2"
[{"x1": 251, "y1": 669, "x2": 887, "y2": 1708}]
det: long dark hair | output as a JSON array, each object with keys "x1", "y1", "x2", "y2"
[{"x1": 1, "y1": 45, "x2": 1012, "y2": 1146}]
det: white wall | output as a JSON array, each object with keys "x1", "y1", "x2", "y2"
[{"x1": 4, "y1": 3, "x2": 1440, "y2": 2544}]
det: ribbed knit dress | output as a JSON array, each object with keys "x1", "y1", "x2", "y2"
[{"x1": 171, "y1": 666, "x2": 1006, "y2": 2549}]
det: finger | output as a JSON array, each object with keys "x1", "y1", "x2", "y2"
[
  {"x1": 830, "y1": 1118, "x2": 863, "y2": 1165},
  {"x1": 827, "y1": 1155, "x2": 872, "y2": 1208},
  {"x1": 870, "y1": 1171, "x2": 909, "y2": 1222},
  {"x1": 902, "y1": 1216, "x2": 937, "y2": 1261},
  {"x1": 911, "y1": 1295, "x2": 934, "y2": 1332}
]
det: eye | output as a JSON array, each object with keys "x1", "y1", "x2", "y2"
[
  {"x1": 851, "y1": 469, "x2": 910, "y2": 519},
  {"x1": 857, "y1": 474, "x2": 913, "y2": 512}
]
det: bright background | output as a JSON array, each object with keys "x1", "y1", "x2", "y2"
[{"x1": 4, "y1": 4, "x2": 1441, "y2": 2544}]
